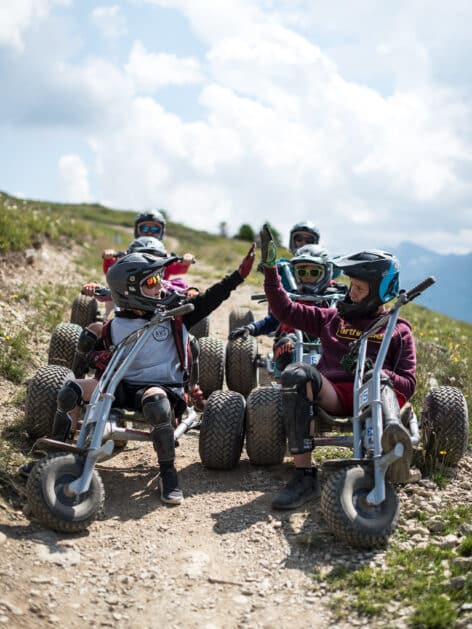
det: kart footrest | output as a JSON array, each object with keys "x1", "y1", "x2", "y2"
[{"x1": 33, "y1": 438, "x2": 86, "y2": 455}]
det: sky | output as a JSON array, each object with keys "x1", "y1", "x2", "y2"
[{"x1": 1, "y1": 1, "x2": 472, "y2": 255}]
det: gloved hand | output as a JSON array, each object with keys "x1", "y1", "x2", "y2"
[
  {"x1": 238, "y1": 243, "x2": 256, "y2": 279},
  {"x1": 260, "y1": 223, "x2": 277, "y2": 268},
  {"x1": 81, "y1": 282, "x2": 100, "y2": 297},
  {"x1": 228, "y1": 324, "x2": 255, "y2": 341}
]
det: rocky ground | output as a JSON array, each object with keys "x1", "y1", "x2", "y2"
[{"x1": 0, "y1": 243, "x2": 470, "y2": 629}]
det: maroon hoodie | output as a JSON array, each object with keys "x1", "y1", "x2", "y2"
[{"x1": 264, "y1": 267, "x2": 416, "y2": 400}]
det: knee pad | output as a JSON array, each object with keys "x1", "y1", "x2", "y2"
[
  {"x1": 57, "y1": 380, "x2": 83, "y2": 412},
  {"x1": 280, "y1": 363, "x2": 321, "y2": 455},
  {"x1": 281, "y1": 362, "x2": 322, "y2": 398},
  {"x1": 77, "y1": 328, "x2": 98, "y2": 354},
  {"x1": 273, "y1": 334, "x2": 296, "y2": 372},
  {"x1": 142, "y1": 394, "x2": 175, "y2": 464}
]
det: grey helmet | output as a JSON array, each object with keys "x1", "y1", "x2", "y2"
[
  {"x1": 134, "y1": 210, "x2": 166, "y2": 239},
  {"x1": 290, "y1": 244, "x2": 333, "y2": 294},
  {"x1": 288, "y1": 221, "x2": 320, "y2": 253},
  {"x1": 106, "y1": 251, "x2": 170, "y2": 311},
  {"x1": 335, "y1": 250, "x2": 400, "y2": 320},
  {"x1": 127, "y1": 237, "x2": 167, "y2": 257}
]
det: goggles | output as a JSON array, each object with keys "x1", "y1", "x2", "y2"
[
  {"x1": 143, "y1": 273, "x2": 162, "y2": 288},
  {"x1": 138, "y1": 224, "x2": 162, "y2": 234},
  {"x1": 294, "y1": 265, "x2": 324, "y2": 280},
  {"x1": 293, "y1": 233, "x2": 316, "y2": 245}
]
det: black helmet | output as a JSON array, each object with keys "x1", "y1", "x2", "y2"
[
  {"x1": 335, "y1": 250, "x2": 400, "y2": 320},
  {"x1": 134, "y1": 210, "x2": 166, "y2": 239},
  {"x1": 290, "y1": 244, "x2": 333, "y2": 294},
  {"x1": 288, "y1": 221, "x2": 320, "y2": 253},
  {"x1": 127, "y1": 237, "x2": 167, "y2": 257},
  {"x1": 106, "y1": 251, "x2": 169, "y2": 311}
]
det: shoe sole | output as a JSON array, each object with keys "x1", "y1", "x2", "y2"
[{"x1": 158, "y1": 478, "x2": 183, "y2": 505}]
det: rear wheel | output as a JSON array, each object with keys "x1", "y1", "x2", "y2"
[
  {"x1": 198, "y1": 337, "x2": 225, "y2": 399},
  {"x1": 229, "y1": 307, "x2": 254, "y2": 334},
  {"x1": 225, "y1": 336, "x2": 258, "y2": 397},
  {"x1": 422, "y1": 386, "x2": 469, "y2": 466},
  {"x1": 26, "y1": 453, "x2": 104, "y2": 533},
  {"x1": 320, "y1": 465, "x2": 399, "y2": 549},
  {"x1": 24, "y1": 365, "x2": 74, "y2": 439},
  {"x1": 70, "y1": 294, "x2": 98, "y2": 328},
  {"x1": 199, "y1": 390, "x2": 246, "y2": 470},
  {"x1": 47, "y1": 323, "x2": 82, "y2": 370},
  {"x1": 246, "y1": 386, "x2": 286, "y2": 465}
]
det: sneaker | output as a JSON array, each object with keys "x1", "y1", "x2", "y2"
[
  {"x1": 271, "y1": 468, "x2": 320, "y2": 510},
  {"x1": 158, "y1": 466, "x2": 183, "y2": 505},
  {"x1": 19, "y1": 461, "x2": 36, "y2": 479}
]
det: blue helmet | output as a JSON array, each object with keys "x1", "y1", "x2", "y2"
[{"x1": 334, "y1": 250, "x2": 399, "y2": 319}]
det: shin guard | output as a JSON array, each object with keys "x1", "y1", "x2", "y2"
[
  {"x1": 143, "y1": 394, "x2": 175, "y2": 464},
  {"x1": 52, "y1": 380, "x2": 82, "y2": 441},
  {"x1": 280, "y1": 363, "x2": 322, "y2": 454}
]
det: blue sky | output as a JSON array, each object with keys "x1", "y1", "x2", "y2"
[{"x1": 1, "y1": 0, "x2": 471, "y2": 255}]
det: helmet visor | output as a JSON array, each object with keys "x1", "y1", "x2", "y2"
[{"x1": 292, "y1": 232, "x2": 317, "y2": 247}]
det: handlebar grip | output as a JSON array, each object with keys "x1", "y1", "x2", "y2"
[
  {"x1": 167, "y1": 303, "x2": 195, "y2": 318},
  {"x1": 405, "y1": 276, "x2": 436, "y2": 300}
]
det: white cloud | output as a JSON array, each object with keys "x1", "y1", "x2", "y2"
[
  {"x1": 0, "y1": 0, "x2": 70, "y2": 51},
  {"x1": 1, "y1": 0, "x2": 472, "y2": 255},
  {"x1": 91, "y1": 5, "x2": 127, "y2": 41},
  {"x1": 125, "y1": 42, "x2": 203, "y2": 90},
  {"x1": 58, "y1": 154, "x2": 91, "y2": 202}
]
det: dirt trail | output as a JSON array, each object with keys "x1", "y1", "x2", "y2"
[{"x1": 0, "y1": 243, "x2": 470, "y2": 629}]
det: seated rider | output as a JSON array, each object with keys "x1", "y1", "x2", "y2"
[
  {"x1": 229, "y1": 244, "x2": 346, "y2": 376},
  {"x1": 259, "y1": 225, "x2": 415, "y2": 510},
  {"x1": 29, "y1": 245, "x2": 256, "y2": 504},
  {"x1": 102, "y1": 210, "x2": 195, "y2": 281}
]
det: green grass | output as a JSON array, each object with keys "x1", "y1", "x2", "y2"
[{"x1": 320, "y1": 506, "x2": 472, "y2": 627}]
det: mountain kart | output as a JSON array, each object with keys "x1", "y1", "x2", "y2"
[{"x1": 25, "y1": 300, "x2": 202, "y2": 532}]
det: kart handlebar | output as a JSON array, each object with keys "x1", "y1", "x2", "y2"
[{"x1": 404, "y1": 276, "x2": 436, "y2": 302}]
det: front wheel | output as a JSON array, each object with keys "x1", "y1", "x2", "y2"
[
  {"x1": 198, "y1": 337, "x2": 225, "y2": 399},
  {"x1": 320, "y1": 465, "x2": 399, "y2": 549},
  {"x1": 421, "y1": 386, "x2": 469, "y2": 466},
  {"x1": 245, "y1": 386, "x2": 286, "y2": 465},
  {"x1": 199, "y1": 390, "x2": 246, "y2": 470},
  {"x1": 24, "y1": 365, "x2": 75, "y2": 439},
  {"x1": 70, "y1": 294, "x2": 98, "y2": 328},
  {"x1": 26, "y1": 453, "x2": 105, "y2": 533},
  {"x1": 225, "y1": 336, "x2": 258, "y2": 397},
  {"x1": 47, "y1": 322, "x2": 82, "y2": 369},
  {"x1": 228, "y1": 307, "x2": 254, "y2": 334}
]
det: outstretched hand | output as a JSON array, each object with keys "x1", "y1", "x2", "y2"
[
  {"x1": 238, "y1": 243, "x2": 256, "y2": 279},
  {"x1": 260, "y1": 223, "x2": 277, "y2": 268}
]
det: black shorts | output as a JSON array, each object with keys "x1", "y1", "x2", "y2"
[{"x1": 114, "y1": 381, "x2": 186, "y2": 416}]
